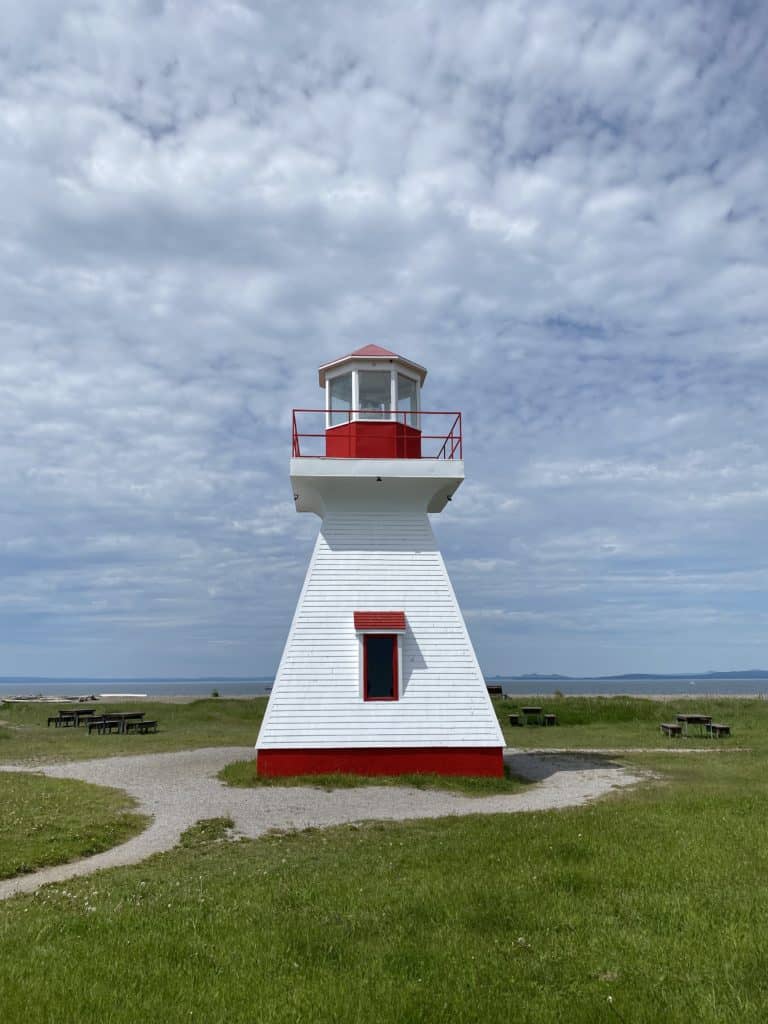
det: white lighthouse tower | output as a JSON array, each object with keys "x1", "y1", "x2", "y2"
[{"x1": 255, "y1": 344, "x2": 505, "y2": 777}]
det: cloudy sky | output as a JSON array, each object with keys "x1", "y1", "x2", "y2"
[{"x1": 2, "y1": 1, "x2": 767, "y2": 679}]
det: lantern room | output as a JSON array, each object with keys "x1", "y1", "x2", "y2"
[{"x1": 318, "y1": 344, "x2": 427, "y2": 459}]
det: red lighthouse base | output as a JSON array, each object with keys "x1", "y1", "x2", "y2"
[{"x1": 256, "y1": 746, "x2": 504, "y2": 778}]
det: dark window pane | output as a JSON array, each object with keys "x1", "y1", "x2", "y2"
[{"x1": 366, "y1": 635, "x2": 396, "y2": 699}]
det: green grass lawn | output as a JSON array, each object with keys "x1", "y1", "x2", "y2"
[
  {"x1": 498, "y1": 695, "x2": 757, "y2": 749},
  {"x1": 1, "y1": 696, "x2": 768, "y2": 1022},
  {"x1": 0, "y1": 773, "x2": 147, "y2": 879},
  {"x1": 2, "y1": 758, "x2": 768, "y2": 1024},
  {"x1": 0, "y1": 698, "x2": 266, "y2": 764}
]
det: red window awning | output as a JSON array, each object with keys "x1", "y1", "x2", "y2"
[{"x1": 354, "y1": 611, "x2": 406, "y2": 632}]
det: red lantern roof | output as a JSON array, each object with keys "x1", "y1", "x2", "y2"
[{"x1": 349, "y1": 344, "x2": 398, "y2": 357}]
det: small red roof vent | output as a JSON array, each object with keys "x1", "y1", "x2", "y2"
[{"x1": 354, "y1": 611, "x2": 406, "y2": 632}]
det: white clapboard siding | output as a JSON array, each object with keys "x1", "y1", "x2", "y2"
[{"x1": 256, "y1": 506, "x2": 504, "y2": 750}]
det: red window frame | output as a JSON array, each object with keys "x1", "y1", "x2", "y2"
[{"x1": 363, "y1": 633, "x2": 399, "y2": 702}]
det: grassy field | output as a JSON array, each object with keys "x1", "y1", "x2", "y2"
[
  {"x1": 0, "y1": 693, "x2": 752, "y2": 767},
  {"x1": 498, "y1": 694, "x2": 755, "y2": 749},
  {"x1": 2, "y1": 759, "x2": 768, "y2": 1023},
  {"x1": 0, "y1": 697, "x2": 266, "y2": 764},
  {"x1": 0, "y1": 773, "x2": 147, "y2": 879},
  {"x1": 1, "y1": 696, "x2": 767, "y2": 1022}
]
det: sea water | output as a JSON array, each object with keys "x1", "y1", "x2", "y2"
[
  {"x1": 0, "y1": 679, "x2": 273, "y2": 699},
  {"x1": 1, "y1": 676, "x2": 767, "y2": 699}
]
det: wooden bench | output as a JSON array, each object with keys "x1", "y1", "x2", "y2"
[
  {"x1": 706, "y1": 723, "x2": 731, "y2": 738},
  {"x1": 47, "y1": 713, "x2": 76, "y2": 728},
  {"x1": 486, "y1": 685, "x2": 504, "y2": 696},
  {"x1": 124, "y1": 718, "x2": 158, "y2": 734},
  {"x1": 87, "y1": 717, "x2": 122, "y2": 735},
  {"x1": 660, "y1": 722, "x2": 682, "y2": 737},
  {"x1": 544, "y1": 714, "x2": 558, "y2": 726},
  {"x1": 508, "y1": 714, "x2": 522, "y2": 727}
]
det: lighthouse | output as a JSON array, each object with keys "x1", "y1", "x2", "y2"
[{"x1": 255, "y1": 345, "x2": 505, "y2": 777}]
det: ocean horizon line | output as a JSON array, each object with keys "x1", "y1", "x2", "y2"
[
  {"x1": 3, "y1": 670, "x2": 768, "y2": 684},
  {"x1": 3, "y1": 674, "x2": 768, "y2": 700}
]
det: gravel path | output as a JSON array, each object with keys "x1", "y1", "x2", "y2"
[{"x1": 0, "y1": 747, "x2": 644, "y2": 901}]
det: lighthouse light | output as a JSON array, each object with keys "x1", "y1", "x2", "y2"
[{"x1": 358, "y1": 370, "x2": 390, "y2": 419}]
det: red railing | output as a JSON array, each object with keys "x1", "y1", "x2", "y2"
[{"x1": 291, "y1": 409, "x2": 463, "y2": 460}]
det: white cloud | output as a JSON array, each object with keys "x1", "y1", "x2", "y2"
[{"x1": 1, "y1": 0, "x2": 767, "y2": 677}]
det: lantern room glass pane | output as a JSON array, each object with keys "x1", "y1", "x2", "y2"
[
  {"x1": 328, "y1": 372, "x2": 352, "y2": 426},
  {"x1": 358, "y1": 370, "x2": 391, "y2": 420},
  {"x1": 397, "y1": 373, "x2": 418, "y2": 427}
]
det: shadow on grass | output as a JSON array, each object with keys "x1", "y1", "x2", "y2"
[{"x1": 505, "y1": 750, "x2": 627, "y2": 782}]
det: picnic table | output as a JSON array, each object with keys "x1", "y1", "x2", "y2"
[
  {"x1": 70, "y1": 708, "x2": 96, "y2": 726},
  {"x1": 47, "y1": 711, "x2": 76, "y2": 728},
  {"x1": 87, "y1": 711, "x2": 146, "y2": 735},
  {"x1": 675, "y1": 713, "x2": 712, "y2": 737},
  {"x1": 107, "y1": 711, "x2": 145, "y2": 734},
  {"x1": 521, "y1": 706, "x2": 544, "y2": 725},
  {"x1": 47, "y1": 708, "x2": 97, "y2": 728}
]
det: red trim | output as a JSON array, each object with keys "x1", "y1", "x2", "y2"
[
  {"x1": 354, "y1": 611, "x2": 406, "y2": 631},
  {"x1": 257, "y1": 747, "x2": 504, "y2": 777},
  {"x1": 363, "y1": 634, "x2": 398, "y2": 701}
]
